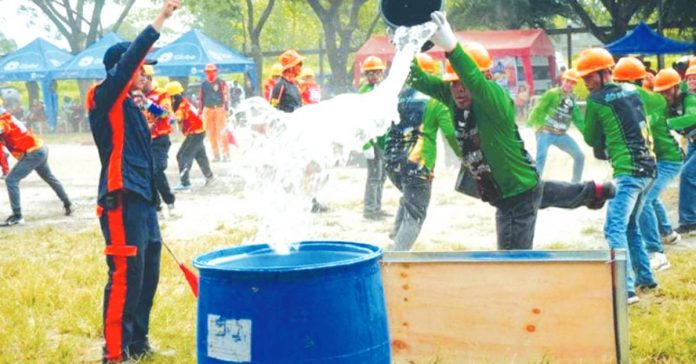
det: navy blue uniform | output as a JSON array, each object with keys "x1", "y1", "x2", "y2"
[{"x1": 87, "y1": 25, "x2": 162, "y2": 363}]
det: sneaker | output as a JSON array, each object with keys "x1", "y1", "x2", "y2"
[
  {"x1": 173, "y1": 183, "x2": 191, "y2": 192},
  {"x1": 212, "y1": 156, "x2": 221, "y2": 163},
  {"x1": 627, "y1": 292, "x2": 640, "y2": 305},
  {"x1": 204, "y1": 175, "x2": 216, "y2": 187},
  {"x1": 64, "y1": 202, "x2": 75, "y2": 216},
  {"x1": 3, "y1": 214, "x2": 24, "y2": 226},
  {"x1": 675, "y1": 224, "x2": 696, "y2": 235},
  {"x1": 311, "y1": 198, "x2": 329, "y2": 213},
  {"x1": 649, "y1": 252, "x2": 671, "y2": 272},
  {"x1": 588, "y1": 181, "x2": 616, "y2": 209},
  {"x1": 222, "y1": 155, "x2": 231, "y2": 162},
  {"x1": 364, "y1": 210, "x2": 392, "y2": 220},
  {"x1": 167, "y1": 203, "x2": 180, "y2": 218},
  {"x1": 661, "y1": 231, "x2": 681, "y2": 245}
]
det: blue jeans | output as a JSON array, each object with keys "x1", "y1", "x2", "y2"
[
  {"x1": 640, "y1": 161, "x2": 682, "y2": 254},
  {"x1": 535, "y1": 131, "x2": 585, "y2": 183},
  {"x1": 679, "y1": 142, "x2": 696, "y2": 226},
  {"x1": 388, "y1": 173, "x2": 431, "y2": 251},
  {"x1": 605, "y1": 176, "x2": 656, "y2": 294},
  {"x1": 364, "y1": 146, "x2": 387, "y2": 215}
]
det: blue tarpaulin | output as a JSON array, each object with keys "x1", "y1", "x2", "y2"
[
  {"x1": 606, "y1": 22, "x2": 696, "y2": 55},
  {"x1": 151, "y1": 29, "x2": 257, "y2": 90},
  {"x1": 52, "y1": 32, "x2": 125, "y2": 80},
  {"x1": 0, "y1": 38, "x2": 73, "y2": 129}
]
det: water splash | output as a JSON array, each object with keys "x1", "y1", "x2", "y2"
[{"x1": 229, "y1": 22, "x2": 437, "y2": 254}]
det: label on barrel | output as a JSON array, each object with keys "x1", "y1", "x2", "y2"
[{"x1": 207, "y1": 314, "x2": 252, "y2": 362}]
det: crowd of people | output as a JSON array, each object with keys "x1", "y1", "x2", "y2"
[{"x1": 0, "y1": 2, "x2": 695, "y2": 361}]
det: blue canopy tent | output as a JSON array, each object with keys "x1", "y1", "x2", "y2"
[
  {"x1": 151, "y1": 29, "x2": 257, "y2": 91},
  {"x1": 0, "y1": 38, "x2": 73, "y2": 129},
  {"x1": 52, "y1": 32, "x2": 125, "y2": 80},
  {"x1": 606, "y1": 22, "x2": 696, "y2": 55}
]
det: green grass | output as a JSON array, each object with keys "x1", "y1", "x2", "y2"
[{"x1": 1, "y1": 226, "x2": 695, "y2": 363}]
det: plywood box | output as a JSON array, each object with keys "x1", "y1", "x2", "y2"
[{"x1": 381, "y1": 250, "x2": 628, "y2": 363}]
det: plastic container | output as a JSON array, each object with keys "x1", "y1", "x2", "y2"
[
  {"x1": 193, "y1": 241, "x2": 390, "y2": 363},
  {"x1": 380, "y1": 0, "x2": 443, "y2": 28}
]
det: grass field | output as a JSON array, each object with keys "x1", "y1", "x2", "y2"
[{"x1": 1, "y1": 225, "x2": 695, "y2": 363}]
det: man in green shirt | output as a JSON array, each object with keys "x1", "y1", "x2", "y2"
[
  {"x1": 577, "y1": 48, "x2": 658, "y2": 304},
  {"x1": 385, "y1": 54, "x2": 461, "y2": 250},
  {"x1": 654, "y1": 68, "x2": 696, "y2": 236},
  {"x1": 359, "y1": 55, "x2": 390, "y2": 220},
  {"x1": 613, "y1": 57, "x2": 683, "y2": 273},
  {"x1": 423, "y1": 12, "x2": 614, "y2": 250},
  {"x1": 528, "y1": 69, "x2": 585, "y2": 182}
]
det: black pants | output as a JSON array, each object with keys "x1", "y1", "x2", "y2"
[
  {"x1": 151, "y1": 136, "x2": 174, "y2": 205},
  {"x1": 99, "y1": 192, "x2": 161, "y2": 362},
  {"x1": 495, "y1": 181, "x2": 596, "y2": 250},
  {"x1": 364, "y1": 146, "x2": 387, "y2": 215},
  {"x1": 176, "y1": 132, "x2": 213, "y2": 186},
  {"x1": 388, "y1": 171, "x2": 432, "y2": 251}
]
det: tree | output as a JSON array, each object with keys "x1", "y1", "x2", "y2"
[
  {"x1": 565, "y1": 0, "x2": 656, "y2": 43},
  {"x1": 447, "y1": 0, "x2": 572, "y2": 30},
  {"x1": 189, "y1": 0, "x2": 276, "y2": 95},
  {"x1": 24, "y1": 0, "x2": 137, "y2": 53},
  {"x1": 304, "y1": 0, "x2": 381, "y2": 93},
  {"x1": 0, "y1": 33, "x2": 17, "y2": 55}
]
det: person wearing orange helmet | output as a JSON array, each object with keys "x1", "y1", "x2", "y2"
[
  {"x1": 358, "y1": 55, "x2": 390, "y2": 220},
  {"x1": 263, "y1": 63, "x2": 283, "y2": 101},
  {"x1": 576, "y1": 48, "x2": 658, "y2": 303},
  {"x1": 655, "y1": 68, "x2": 696, "y2": 236},
  {"x1": 384, "y1": 53, "x2": 460, "y2": 250},
  {"x1": 199, "y1": 63, "x2": 230, "y2": 162},
  {"x1": 270, "y1": 49, "x2": 305, "y2": 113},
  {"x1": 685, "y1": 65, "x2": 696, "y2": 93},
  {"x1": 423, "y1": 12, "x2": 614, "y2": 252},
  {"x1": 527, "y1": 69, "x2": 585, "y2": 183},
  {"x1": 613, "y1": 57, "x2": 683, "y2": 272}
]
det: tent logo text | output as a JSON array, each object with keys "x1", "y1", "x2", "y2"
[
  {"x1": 3, "y1": 61, "x2": 40, "y2": 71},
  {"x1": 78, "y1": 56, "x2": 97, "y2": 67}
]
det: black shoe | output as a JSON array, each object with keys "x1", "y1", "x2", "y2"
[
  {"x1": 64, "y1": 203, "x2": 75, "y2": 216},
  {"x1": 3, "y1": 214, "x2": 24, "y2": 226},
  {"x1": 675, "y1": 224, "x2": 696, "y2": 235},
  {"x1": 588, "y1": 181, "x2": 616, "y2": 209},
  {"x1": 636, "y1": 282, "x2": 658, "y2": 291},
  {"x1": 129, "y1": 342, "x2": 154, "y2": 359},
  {"x1": 364, "y1": 210, "x2": 391, "y2": 220},
  {"x1": 311, "y1": 199, "x2": 328, "y2": 213}
]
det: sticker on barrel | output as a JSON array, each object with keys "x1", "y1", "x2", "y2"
[{"x1": 207, "y1": 314, "x2": 252, "y2": 362}]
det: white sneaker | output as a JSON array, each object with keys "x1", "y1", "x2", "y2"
[
  {"x1": 167, "y1": 203, "x2": 180, "y2": 218},
  {"x1": 649, "y1": 252, "x2": 671, "y2": 272},
  {"x1": 627, "y1": 292, "x2": 640, "y2": 305},
  {"x1": 661, "y1": 231, "x2": 681, "y2": 245}
]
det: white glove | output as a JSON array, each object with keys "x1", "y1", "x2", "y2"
[
  {"x1": 363, "y1": 147, "x2": 375, "y2": 160},
  {"x1": 430, "y1": 11, "x2": 457, "y2": 52}
]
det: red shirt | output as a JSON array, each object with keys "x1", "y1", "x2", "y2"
[
  {"x1": 145, "y1": 87, "x2": 172, "y2": 138},
  {"x1": 175, "y1": 97, "x2": 205, "y2": 136},
  {"x1": 0, "y1": 112, "x2": 43, "y2": 159},
  {"x1": 263, "y1": 78, "x2": 277, "y2": 101},
  {"x1": 301, "y1": 82, "x2": 321, "y2": 105}
]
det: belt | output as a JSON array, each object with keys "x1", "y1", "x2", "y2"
[{"x1": 204, "y1": 104, "x2": 224, "y2": 108}]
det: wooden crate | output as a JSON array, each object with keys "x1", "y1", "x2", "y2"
[{"x1": 381, "y1": 250, "x2": 628, "y2": 363}]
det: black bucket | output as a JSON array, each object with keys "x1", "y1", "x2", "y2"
[{"x1": 380, "y1": 0, "x2": 443, "y2": 28}]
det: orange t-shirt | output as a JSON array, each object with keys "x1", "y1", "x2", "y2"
[
  {"x1": 0, "y1": 112, "x2": 43, "y2": 159},
  {"x1": 146, "y1": 88, "x2": 172, "y2": 138},
  {"x1": 175, "y1": 98, "x2": 205, "y2": 136}
]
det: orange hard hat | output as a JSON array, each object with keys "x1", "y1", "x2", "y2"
[
  {"x1": 462, "y1": 42, "x2": 492, "y2": 71},
  {"x1": 686, "y1": 65, "x2": 696, "y2": 78},
  {"x1": 442, "y1": 60, "x2": 459, "y2": 82},
  {"x1": 279, "y1": 49, "x2": 305, "y2": 70},
  {"x1": 415, "y1": 53, "x2": 438, "y2": 75},
  {"x1": 270, "y1": 63, "x2": 283, "y2": 77},
  {"x1": 653, "y1": 68, "x2": 682, "y2": 92},
  {"x1": 205, "y1": 63, "x2": 217, "y2": 72},
  {"x1": 362, "y1": 56, "x2": 386, "y2": 72},
  {"x1": 575, "y1": 48, "x2": 615, "y2": 77},
  {"x1": 612, "y1": 57, "x2": 647, "y2": 82},
  {"x1": 562, "y1": 69, "x2": 580, "y2": 83}
]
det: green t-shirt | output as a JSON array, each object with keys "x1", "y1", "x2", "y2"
[
  {"x1": 583, "y1": 82, "x2": 656, "y2": 177},
  {"x1": 408, "y1": 43, "x2": 538, "y2": 200},
  {"x1": 633, "y1": 86, "x2": 683, "y2": 162},
  {"x1": 527, "y1": 87, "x2": 584, "y2": 133},
  {"x1": 666, "y1": 92, "x2": 696, "y2": 132}
]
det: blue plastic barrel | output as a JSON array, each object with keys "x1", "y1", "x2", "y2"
[{"x1": 193, "y1": 241, "x2": 390, "y2": 364}]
